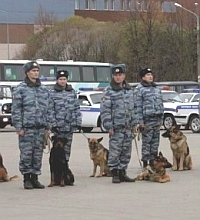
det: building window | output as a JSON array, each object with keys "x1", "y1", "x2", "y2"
[
  {"x1": 121, "y1": 0, "x2": 125, "y2": 10},
  {"x1": 75, "y1": 0, "x2": 80, "y2": 9},
  {"x1": 104, "y1": 0, "x2": 108, "y2": 10},
  {"x1": 110, "y1": 0, "x2": 114, "y2": 10},
  {"x1": 132, "y1": 0, "x2": 142, "y2": 11},
  {"x1": 141, "y1": 0, "x2": 149, "y2": 11},
  {"x1": 85, "y1": 0, "x2": 89, "y2": 9},
  {"x1": 127, "y1": 0, "x2": 131, "y2": 10},
  {"x1": 91, "y1": 0, "x2": 96, "y2": 9}
]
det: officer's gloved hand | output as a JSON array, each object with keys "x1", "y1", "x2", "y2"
[
  {"x1": 51, "y1": 127, "x2": 58, "y2": 133},
  {"x1": 138, "y1": 124, "x2": 145, "y2": 132}
]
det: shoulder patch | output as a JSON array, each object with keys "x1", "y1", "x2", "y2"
[{"x1": 101, "y1": 97, "x2": 106, "y2": 103}]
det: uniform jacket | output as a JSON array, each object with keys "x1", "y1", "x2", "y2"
[
  {"x1": 50, "y1": 83, "x2": 82, "y2": 131},
  {"x1": 135, "y1": 81, "x2": 164, "y2": 125},
  {"x1": 11, "y1": 77, "x2": 52, "y2": 131},
  {"x1": 100, "y1": 79, "x2": 137, "y2": 132}
]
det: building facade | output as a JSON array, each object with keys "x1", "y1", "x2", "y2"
[
  {"x1": 0, "y1": 0, "x2": 200, "y2": 59},
  {"x1": 0, "y1": 0, "x2": 75, "y2": 59}
]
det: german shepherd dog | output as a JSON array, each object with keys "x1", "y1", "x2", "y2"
[
  {"x1": 134, "y1": 152, "x2": 172, "y2": 183},
  {"x1": 162, "y1": 125, "x2": 192, "y2": 171},
  {"x1": 48, "y1": 136, "x2": 74, "y2": 187},
  {"x1": 0, "y1": 152, "x2": 19, "y2": 182},
  {"x1": 88, "y1": 137, "x2": 111, "y2": 177}
]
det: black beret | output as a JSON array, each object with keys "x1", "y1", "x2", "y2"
[
  {"x1": 23, "y1": 61, "x2": 40, "y2": 73},
  {"x1": 139, "y1": 68, "x2": 152, "y2": 78},
  {"x1": 112, "y1": 66, "x2": 124, "y2": 75},
  {"x1": 56, "y1": 70, "x2": 69, "y2": 79}
]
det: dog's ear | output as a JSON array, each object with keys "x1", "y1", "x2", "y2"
[
  {"x1": 87, "y1": 138, "x2": 90, "y2": 143},
  {"x1": 97, "y1": 137, "x2": 103, "y2": 143},
  {"x1": 159, "y1": 152, "x2": 163, "y2": 158},
  {"x1": 174, "y1": 125, "x2": 181, "y2": 132}
]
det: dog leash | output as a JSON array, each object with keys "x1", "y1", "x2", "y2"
[
  {"x1": 132, "y1": 128, "x2": 143, "y2": 168},
  {"x1": 43, "y1": 133, "x2": 51, "y2": 154},
  {"x1": 80, "y1": 129, "x2": 89, "y2": 139}
]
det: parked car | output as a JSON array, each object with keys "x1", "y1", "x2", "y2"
[
  {"x1": 77, "y1": 90, "x2": 106, "y2": 133},
  {"x1": 174, "y1": 102, "x2": 200, "y2": 133},
  {"x1": 162, "y1": 90, "x2": 184, "y2": 129}
]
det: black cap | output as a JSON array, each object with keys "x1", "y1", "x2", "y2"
[
  {"x1": 56, "y1": 70, "x2": 69, "y2": 79},
  {"x1": 112, "y1": 66, "x2": 124, "y2": 75},
  {"x1": 139, "y1": 68, "x2": 152, "y2": 78},
  {"x1": 23, "y1": 61, "x2": 40, "y2": 73}
]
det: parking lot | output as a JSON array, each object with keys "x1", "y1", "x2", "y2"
[{"x1": 0, "y1": 127, "x2": 200, "y2": 220}]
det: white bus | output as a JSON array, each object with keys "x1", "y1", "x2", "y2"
[{"x1": 0, "y1": 60, "x2": 125, "y2": 91}]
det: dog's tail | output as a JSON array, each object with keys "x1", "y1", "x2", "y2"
[{"x1": 9, "y1": 175, "x2": 20, "y2": 181}]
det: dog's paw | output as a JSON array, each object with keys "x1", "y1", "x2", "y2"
[
  {"x1": 48, "y1": 184, "x2": 54, "y2": 187},
  {"x1": 90, "y1": 175, "x2": 95, "y2": 177},
  {"x1": 172, "y1": 166, "x2": 178, "y2": 171},
  {"x1": 96, "y1": 174, "x2": 103, "y2": 178}
]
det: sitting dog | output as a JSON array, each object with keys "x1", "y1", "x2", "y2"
[
  {"x1": 0, "y1": 152, "x2": 19, "y2": 182},
  {"x1": 88, "y1": 137, "x2": 111, "y2": 177},
  {"x1": 162, "y1": 125, "x2": 192, "y2": 171},
  {"x1": 48, "y1": 136, "x2": 74, "y2": 187},
  {"x1": 134, "y1": 152, "x2": 172, "y2": 183}
]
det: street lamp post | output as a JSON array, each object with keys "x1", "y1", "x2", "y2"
[
  {"x1": 0, "y1": 9, "x2": 10, "y2": 59},
  {"x1": 175, "y1": 3, "x2": 200, "y2": 82}
]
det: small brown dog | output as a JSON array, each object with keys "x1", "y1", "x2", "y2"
[
  {"x1": 162, "y1": 125, "x2": 192, "y2": 171},
  {"x1": 134, "y1": 152, "x2": 172, "y2": 183},
  {"x1": 88, "y1": 137, "x2": 111, "y2": 177},
  {"x1": 0, "y1": 152, "x2": 19, "y2": 182}
]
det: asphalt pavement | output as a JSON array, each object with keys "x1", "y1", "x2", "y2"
[{"x1": 0, "y1": 127, "x2": 200, "y2": 220}]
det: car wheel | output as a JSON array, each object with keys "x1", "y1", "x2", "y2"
[
  {"x1": 163, "y1": 114, "x2": 175, "y2": 130},
  {"x1": 81, "y1": 127, "x2": 93, "y2": 133},
  {"x1": 100, "y1": 121, "x2": 107, "y2": 133},
  {"x1": 189, "y1": 116, "x2": 200, "y2": 133}
]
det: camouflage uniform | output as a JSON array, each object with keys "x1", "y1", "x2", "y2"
[
  {"x1": 12, "y1": 77, "x2": 52, "y2": 175},
  {"x1": 100, "y1": 79, "x2": 137, "y2": 171},
  {"x1": 135, "y1": 82, "x2": 164, "y2": 162},
  {"x1": 50, "y1": 83, "x2": 82, "y2": 161}
]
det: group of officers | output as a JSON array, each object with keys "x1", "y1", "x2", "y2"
[{"x1": 11, "y1": 61, "x2": 164, "y2": 189}]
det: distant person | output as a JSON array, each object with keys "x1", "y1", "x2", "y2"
[
  {"x1": 135, "y1": 68, "x2": 164, "y2": 168},
  {"x1": 12, "y1": 61, "x2": 52, "y2": 189},
  {"x1": 100, "y1": 65, "x2": 137, "y2": 183}
]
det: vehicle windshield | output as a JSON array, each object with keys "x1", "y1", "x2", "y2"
[
  {"x1": 179, "y1": 93, "x2": 200, "y2": 103},
  {"x1": 179, "y1": 93, "x2": 194, "y2": 103},
  {"x1": 162, "y1": 92, "x2": 183, "y2": 103},
  {"x1": 0, "y1": 86, "x2": 12, "y2": 99},
  {"x1": 90, "y1": 93, "x2": 103, "y2": 104}
]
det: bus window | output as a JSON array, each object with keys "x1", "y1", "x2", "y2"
[
  {"x1": 39, "y1": 65, "x2": 55, "y2": 78},
  {"x1": 4, "y1": 65, "x2": 23, "y2": 81},
  {"x1": 57, "y1": 66, "x2": 81, "y2": 81},
  {"x1": 96, "y1": 66, "x2": 111, "y2": 82},
  {"x1": 82, "y1": 66, "x2": 95, "y2": 82}
]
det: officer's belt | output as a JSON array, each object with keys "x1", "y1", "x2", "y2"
[{"x1": 23, "y1": 125, "x2": 45, "y2": 129}]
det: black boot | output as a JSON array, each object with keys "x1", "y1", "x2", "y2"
[
  {"x1": 31, "y1": 174, "x2": 45, "y2": 189},
  {"x1": 143, "y1": 161, "x2": 148, "y2": 168},
  {"x1": 119, "y1": 170, "x2": 135, "y2": 182},
  {"x1": 23, "y1": 174, "x2": 33, "y2": 189},
  {"x1": 111, "y1": 169, "x2": 120, "y2": 183}
]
